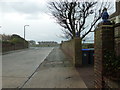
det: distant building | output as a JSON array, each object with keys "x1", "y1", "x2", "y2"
[
  {"x1": 38, "y1": 41, "x2": 58, "y2": 46},
  {"x1": 110, "y1": 1, "x2": 120, "y2": 23},
  {"x1": 82, "y1": 43, "x2": 94, "y2": 49},
  {"x1": 28, "y1": 40, "x2": 36, "y2": 46}
]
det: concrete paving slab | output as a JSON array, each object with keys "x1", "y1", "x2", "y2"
[
  {"x1": 2, "y1": 77, "x2": 26, "y2": 88},
  {"x1": 23, "y1": 67, "x2": 87, "y2": 88}
]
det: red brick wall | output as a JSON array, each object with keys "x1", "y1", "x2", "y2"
[
  {"x1": 2, "y1": 42, "x2": 14, "y2": 52},
  {"x1": 94, "y1": 23, "x2": 114, "y2": 88},
  {"x1": 2, "y1": 42, "x2": 28, "y2": 53}
]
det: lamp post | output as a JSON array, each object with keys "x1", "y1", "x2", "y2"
[
  {"x1": 24, "y1": 25, "x2": 29, "y2": 48},
  {"x1": 24, "y1": 25, "x2": 29, "y2": 40}
]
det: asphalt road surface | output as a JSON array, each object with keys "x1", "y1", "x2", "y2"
[{"x1": 2, "y1": 47, "x2": 53, "y2": 88}]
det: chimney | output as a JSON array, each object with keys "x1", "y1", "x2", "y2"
[{"x1": 116, "y1": 1, "x2": 120, "y2": 15}]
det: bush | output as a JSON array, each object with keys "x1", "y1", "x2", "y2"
[
  {"x1": 104, "y1": 50, "x2": 120, "y2": 80},
  {"x1": 9, "y1": 38, "x2": 24, "y2": 44}
]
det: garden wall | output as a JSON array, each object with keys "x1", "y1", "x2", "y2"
[
  {"x1": 2, "y1": 42, "x2": 28, "y2": 53},
  {"x1": 60, "y1": 37, "x2": 82, "y2": 67}
]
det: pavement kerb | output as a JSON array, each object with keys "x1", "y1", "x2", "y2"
[
  {"x1": 2, "y1": 48, "x2": 30, "y2": 55},
  {"x1": 18, "y1": 47, "x2": 54, "y2": 89}
]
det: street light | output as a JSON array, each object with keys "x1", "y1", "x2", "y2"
[
  {"x1": 24, "y1": 25, "x2": 29, "y2": 40},
  {"x1": 23, "y1": 25, "x2": 29, "y2": 48}
]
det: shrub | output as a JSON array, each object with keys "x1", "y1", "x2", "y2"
[{"x1": 104, "y1": 50, "x2": 120, "y2": 80}]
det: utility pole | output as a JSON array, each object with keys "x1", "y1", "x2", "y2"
[
  {"x1": 24, "y1": 25, "x2": 29, "y2": 40},
  {"x1": 24, "y1": 25, "x2": 29, "y2": 48}
]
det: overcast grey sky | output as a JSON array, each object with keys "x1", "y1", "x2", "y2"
[
  {"x1": 0, "y1": 0, "x2": 64, "y2": 43},
  {"x1": 0, "y1": 0, "x2": 116, "y2": 43}
]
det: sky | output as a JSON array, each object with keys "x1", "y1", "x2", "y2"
[
  {"x1": 0, "y1": 0, "x2": 63, "y2": 43},
  {"x1": 0, "y1": 0, "x2": 116, "y2": 43}
]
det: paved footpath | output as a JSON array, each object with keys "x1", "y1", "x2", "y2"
[{"x1": 22, "y1": 47, "x2": 87, "y2": 88}]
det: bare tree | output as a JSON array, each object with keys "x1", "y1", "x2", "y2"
[{"x1": 48, "y1": 0, "x2": 112, "y2": 40}]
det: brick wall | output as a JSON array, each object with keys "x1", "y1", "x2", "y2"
[
  {"x1": 60, "y1": 37, "x2": 82, "y2": 67},
  {"x1": 116, "y1": 1, "x2": 120, "y2": 15},
  {"x1": 94, "y1": 23, "x2": 114, "y2": 88},
  {"x1": 60, "y1": 39, "x2": 74, "y2": 60},
  {"x1": 2, "y1": 42, "x2": 28, "y2": 53},
  {"x1": 2, "y1": 42, "x2": 15, "y2": 52}
]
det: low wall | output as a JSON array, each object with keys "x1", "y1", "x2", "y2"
[
  {"x1": 2, "y1": 42, "x2": 28, "y2": 53},
  {"x1": 60, "y1": 37, "x2": 82, "y2": 67}
]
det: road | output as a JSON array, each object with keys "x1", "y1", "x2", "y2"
[{"x1": 2, "y1": 47, "x2": 53, "y2": 88}]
